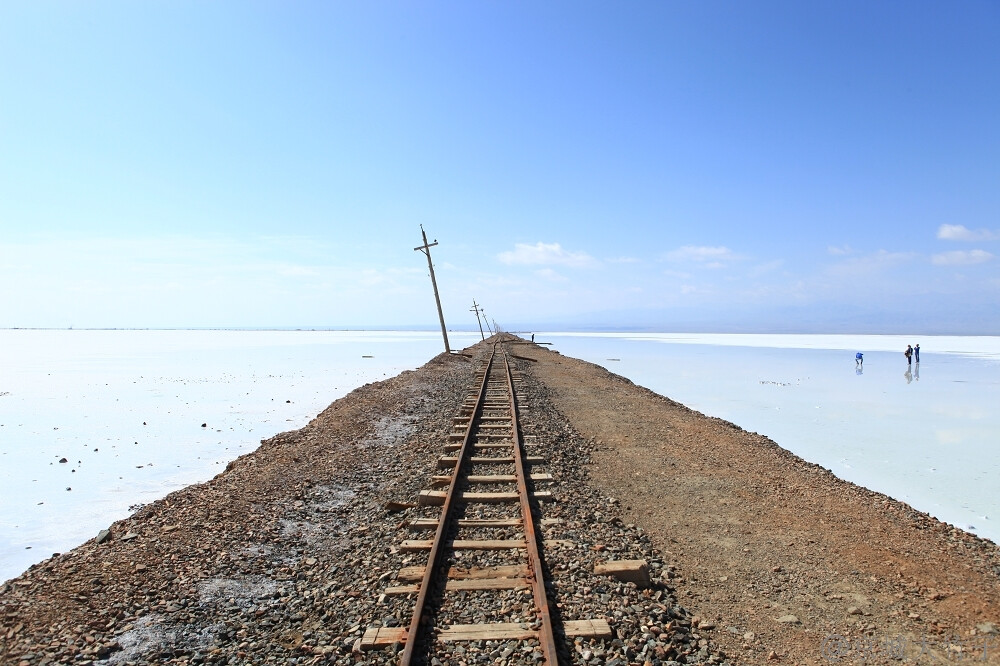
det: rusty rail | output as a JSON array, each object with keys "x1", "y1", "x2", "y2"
[
  {"x1": 500, "y1": 344, "x2": 559, "y2": 663},
  {"x1": 398, "y1": 346, "x2": 497, "y2": 665}
]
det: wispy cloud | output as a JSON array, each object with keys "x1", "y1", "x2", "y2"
[
  {"x1": 826, "y1": 250, "x2": 915, "y2": 277},
  {"x1": 665, "y1": 245, "x2": 734, "y2": 262},
  {"x1": 534, "y1": 268, "x2": 569, "y2": 282},
  {"x1": 277, "y1": 265, "x2": 322, "y2": 277},
  {"x1": 748, "y1": 259, "x2": 784, "y2": 277},
  {"x1": 827, "y1": 245, "x2": 854, "y2": 256},
  {"x1": 931, "y1": 250, "x2": 994, "y2": 266},
  {"x1": 937, "y1": 224, "x2": 1000, "y2": 242},
  {"x1": 606, "y1": 256, "x2": 641, "y2": 264},
  {"x1": 664, "y1": 246, "x2": 738, "y2": 269},
  {"x1": 497, "y1": 242, "x2": 595, "y2": 267}
]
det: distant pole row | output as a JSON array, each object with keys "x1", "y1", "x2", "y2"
[{"x1": 414, "y1": 227, "x2": 501, "y2": 352}]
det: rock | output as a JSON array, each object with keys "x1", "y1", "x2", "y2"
[
  {"x1": 775, "y1": 615, "x2": 800, "y2": 624},
  {"x1": 96, "y1": 642, "x2": 121, "y2": 658},
  {"x1": 593, "y1": 559, "x2": 652, "y2": 588},
  {"x1": 767, "y1": 650, "x2": 781, "y2": 660},
  {"x1": 59, "y1": 458, "x2": 68, "y2": 463},
  {"x1": 96, "y1": 529, "x2": 111, "y2": 544},
  {"x1": 847, "y1": 606, "x2": 863, "y2": 615},
  {"x1": 120, "y1": 532, "x2": 139, "y2": 542},
  {"x1": 978, "y1": 623, "x2": 998, "y2": 635}
]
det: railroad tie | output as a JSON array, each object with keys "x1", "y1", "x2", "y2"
[{"x1": 364, "y1": 338, "x2": 608, "y2": 663}]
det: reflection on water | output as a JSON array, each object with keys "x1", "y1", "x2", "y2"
[{"x1": 541, "y1": 332, "x2": 1000, "y2": 545}]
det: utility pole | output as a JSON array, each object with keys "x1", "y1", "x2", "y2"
[
  {"x1": 470, "y1": 300, "x2": 486, "y2": 341},
  {"x1": 482, "y1": 309, "x2": 494, "y2": 337},
  {"x1": 414, "y1": 225, "x2": 451, "y2": 353}
]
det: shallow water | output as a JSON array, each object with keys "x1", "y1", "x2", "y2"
[
  {"x1": 0, "y1": 329, "x2": 479, "y2": 582},
  {"x1": 539, "y1": 333, "x2": 1000, "y2": 546}
]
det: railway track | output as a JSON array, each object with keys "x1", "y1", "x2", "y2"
[{"x1": 361, "y1": 336, "x2": 611, "y2": 664}]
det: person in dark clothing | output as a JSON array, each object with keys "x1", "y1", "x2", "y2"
[
  {"x1": 914, "y1": 343, "x2": 920, "y2": 363},
  {"x1": 905, "y1": 345, "x2": 913, "y2": 366}
]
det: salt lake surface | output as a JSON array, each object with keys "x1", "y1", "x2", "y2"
[
  {"x1": 1, "y1": 330, "x2": 997, "y2": 583},
  {"x1": 539, "y1": 332, "x2": 1000, "y2": 548},
  {"x1": 0, "y1": 329, "x2": 480, "y2": 583}
]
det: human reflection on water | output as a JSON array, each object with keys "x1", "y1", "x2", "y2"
[
  {"x1": 904, "y1": 367, "x2": 913, "y2": 384},
  {"x1": 856, "y1": 365, "x2": 864, "y2": 376},
  {"x1": 915, "y1": 362, "x2": 920, "y2": 381}
]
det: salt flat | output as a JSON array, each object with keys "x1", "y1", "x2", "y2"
[
  {"x1": 540, "y1": 332, "x2": 1000, "y2": 545},
  {"x1": 0, "y1": 329, "x2": 479, "y2": 582}
]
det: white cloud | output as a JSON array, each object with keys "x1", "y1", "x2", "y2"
[
  {"x1": 277, "y1": 265, "x2": 321, "y2": 277},
  {"x1": 937, "y1": 224, "x2": 1000, "y2": 242},
  {"x1": 827, "y1": 245, "x2": 854, "y2": 256},
  {"x1": 664, "y1": 245, "x2": 736, "y2": 264},
  {"x1": 533, "y1": 268, "x2": 569, "y2": 282},
  {"x1": 606, "y1": 256, "x2": 641, "y2": 264},
  {"x1": 931, "y1": 250, "x2": 994, "y2": 266},
  {"x1": 748, "y1": 259, "x2": 784, "y2": 277},
  {"x1": 497, "y1": 242, "x2": 595, "y2": 267},
  {"x1": 827, "y1": 250, "x2": 914, "y2": 276}
]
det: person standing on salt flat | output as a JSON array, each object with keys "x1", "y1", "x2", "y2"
[
  {"x1": 855, "y1": 352, "x2": 864, "y2": 367},
  {"x1": 905, "y1": 345, "x2": 913, "y2": 366},
  {"x1": 914, "y1": 343, "x2": 920, "y2": 363}
]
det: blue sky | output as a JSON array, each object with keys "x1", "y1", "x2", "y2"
[{"x1": 1, "y1": 2, "x2": 998, "y2": 333}]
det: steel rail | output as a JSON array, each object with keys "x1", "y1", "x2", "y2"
[
  {"x1": 501, "y1": 343, "x2": 559, "y2": 664},
  {"x1": 399, "y1": 345, "x2": 498, "y2": 666}
]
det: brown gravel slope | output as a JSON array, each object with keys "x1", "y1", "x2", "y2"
[
  {"x1": 2, "y1": 340, "x2": 728, "y2": 666},
  {"x1": 527, "y1": 342, "x2": 1000, "y2": 664}
]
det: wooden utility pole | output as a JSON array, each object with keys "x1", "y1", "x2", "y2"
[
  {"x1": 414, "y1": 225, "x2": 450, "y2": 353},
  {"x1": 470, "y1": 300, "x2": 486, "y2": 341}
]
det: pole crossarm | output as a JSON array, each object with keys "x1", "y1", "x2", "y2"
[{"x1": 470, "y1": 300, "x2": 486, "y2": 341}]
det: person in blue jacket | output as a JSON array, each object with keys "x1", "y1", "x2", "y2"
[{"x1": 855, "y1": 352, "x2": 864, "y2": 367}]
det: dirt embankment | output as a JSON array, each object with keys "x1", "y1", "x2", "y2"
[
  {"x1": 528, "y1": 343, "x2": 1000, "y2": 664},
  {"x1": 2, "y1": 338, "x2": 998, "y2": 666}
]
